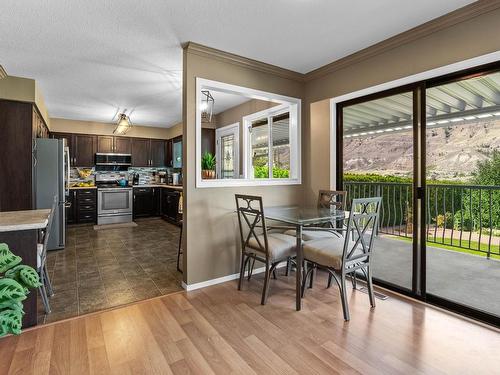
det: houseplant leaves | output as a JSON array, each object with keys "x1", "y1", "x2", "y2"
[{"x1": 0, "y1": 243, "x2": 22, "y2": 273}]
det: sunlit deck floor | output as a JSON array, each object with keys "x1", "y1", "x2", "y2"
[{"x1": 372, "y1": 236, "x2": 500, "y2": 316}]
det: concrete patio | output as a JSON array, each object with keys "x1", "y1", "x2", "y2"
[{"x1": 372, "y1": 235, "x2": 500, "y2": 316}]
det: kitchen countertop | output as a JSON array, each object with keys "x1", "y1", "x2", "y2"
[
  {"x1": 0, "y1": 209, "x2": 51, "y2": 232},
  {"x1": 133, "y1": 184, "x2": 183, "y2": 191},
  {"x1": 69, "y1": 185, "x2": 97, "y2": 189}
]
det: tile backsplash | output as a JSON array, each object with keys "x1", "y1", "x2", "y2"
[{"x1": 71, "y1": 167, "x2": 180, "y2": 185}]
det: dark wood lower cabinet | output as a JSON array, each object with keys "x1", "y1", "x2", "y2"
[
  {"x1": 161, "y1": 189, "x2": 181, "y2": 223},
  {"x1": 66, "y1": 189, "x2": 97, "y2": 225},
  {"x1": 0, "y1": 230, "x2": 38, "y2": 328},
  {"x1": 66, "y1": 190, "x2": 76, "y2": 224}
]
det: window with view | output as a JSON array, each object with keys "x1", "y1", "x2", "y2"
[{"x1": 249, "y1": 111, "x2": 290, "y2": 179}]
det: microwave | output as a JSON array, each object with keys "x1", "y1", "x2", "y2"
[{"x1": 95, "y1": 153, "x2": 131, "y2": 171}]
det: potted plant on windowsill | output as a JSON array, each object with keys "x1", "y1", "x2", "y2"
[
  {"x1": 0, "y1": 243, "x2": 41, "y2": 337},
  {"x1": 201, "y1": 152, "x2": 216, "y2": 179}
]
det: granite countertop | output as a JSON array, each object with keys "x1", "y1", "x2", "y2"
[
  {"x1": 133, "y1": 184, "x2": 183, "y2": 191},
  {"x1": 69, "y1": 185, "x2": 97, "y2": 190},
  {"x1": 0, "y1": 209, "x2": 51, "y2": 232}
]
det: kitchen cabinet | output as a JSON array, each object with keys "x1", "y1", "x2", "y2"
[
  {"x1": 97, "y1": 135, "x2": 132, "y2": 154},
  {"x1": 150, "y1": 139, "x2": 166, "y2": 167},
  {"x1": 0, "y1": 100, "x2": 48, "y2": 212},
  {"x1": 51, "y1": 133, "x2": 73, "y2": 155},
  {"x1": 131, "y1": 138, "x2": 150, "y2": 167},
  {"x1": 75, "y1": 189, "x2": 97, "y2": 224},
  {"x1": 114, "y1": 137, "x2": 132, "y2": 154},
  {"x1": 52, "y1": 133, "x2": 96, "y2": 167},
  {"x1": 165, "y1": 139, "x2": 173, "y2": 167},
  {"x1": 66, "y1": 190, "x2": 76, "y2": 224},
  {"x1": 97, "y1": 136, "x2": 114, "y2": 153},
  {"x1": 73, "y1": 134, "x2": 97, "y2": 167}
]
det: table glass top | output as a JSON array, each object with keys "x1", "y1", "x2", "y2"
[{"x1": 264, "y1": 206, "x2": 346, "y2": 226}]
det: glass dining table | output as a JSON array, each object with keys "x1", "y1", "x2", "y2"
[{"x1": 264, "y1": 205, "x2": 346, "y2": 311}]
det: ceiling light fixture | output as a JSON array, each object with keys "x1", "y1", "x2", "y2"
[
  {"x1": 201, "y1": 90, "x2": 214, "y2": 123},
  {"x1": 114, "y1": 113, "x2": 132, "y2": 135}
]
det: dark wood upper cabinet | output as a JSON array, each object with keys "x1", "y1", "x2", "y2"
[
  {"x1": 150, "y1": 139, "x2": 166, "y2": 167},
  {"x1": 97, "y1": 136, "x2": 114, "y2": 153},
  {"x1": 131, "y1": 138, "x2": 150, "y2": 167},
  {"x1": 114, "y1": 137, "x2": 132, "y2": 154},
  {"x1": 73, "y1": 134, "x2": 96, "y2": 167},
  {"x1": 165, "y1": 139, "x2": 173, "y2": 167},
  {"x1": 50, "y1": 132, "x2": 73, "y2": 154}
]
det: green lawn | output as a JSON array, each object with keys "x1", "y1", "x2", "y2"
[{"x1": 385, "y1": 234, "x2": 500, "y2": 260}]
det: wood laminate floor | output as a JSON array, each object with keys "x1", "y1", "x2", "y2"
[{"x1": 2, "y1": 269, "x2": 498, "y2": 374}]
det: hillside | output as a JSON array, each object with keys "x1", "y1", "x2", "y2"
[{"x1": 343, "y1": 119, "x2": 500, "y2": 181}]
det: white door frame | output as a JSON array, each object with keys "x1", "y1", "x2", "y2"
[{"x1": 215, "y1": 122, "x2": 240, "y2": 179}]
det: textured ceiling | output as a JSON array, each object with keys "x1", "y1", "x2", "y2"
[{"x1": 0, "y1": 0, "x2": 474, "y2": 128}]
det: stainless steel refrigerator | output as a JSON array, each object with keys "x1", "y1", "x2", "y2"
[{"x1": 35, "y1": 138, "x2": 69, "y2": 250}]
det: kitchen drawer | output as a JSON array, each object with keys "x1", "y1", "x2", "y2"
[
  {"x1": 77, "y1": 212, "x2": 96, "y2": 223},
  {"x1": 77, "y1": 197, "x2": 97, "y2": 207},
  {"x1": 78, "y1": 203, "x2": 96, "y2": 211}
]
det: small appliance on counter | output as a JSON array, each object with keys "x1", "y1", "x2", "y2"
[
  {"x1": 172, "y1": 173, "x2": 180, "y2": 186},
  {"x1": 132, "y1": 173, "x2": 140, "y2": 185},
  {"x1": 96, "y1": 172, "x2": 133, "y2": 225}
]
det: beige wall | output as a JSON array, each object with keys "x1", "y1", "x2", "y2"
[
  {"x1": 303, "y1": 6, "x2": 500, "y2": 203},
  {"x1": 183, "y1": 46, "x2": 304, "y2": 285},
  {"x1": 50, "y1": 117, "x2": 174, "y2": 139},
  {"x1": 0, "y1": 75, "x2": 50, "y2": 125}
]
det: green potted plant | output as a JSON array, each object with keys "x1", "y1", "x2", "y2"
[
  {"x1": 201, "y1": 152, "x2": 216, "y2": 179},
  {"x1": 0, "y1": 243, "x2": 41, "y2": 337}
]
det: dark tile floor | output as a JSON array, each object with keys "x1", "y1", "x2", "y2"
[{"x1": 38, "y1": 218, "x2": 183, "y2": 324}]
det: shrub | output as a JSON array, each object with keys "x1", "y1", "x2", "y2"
[{"x1": 254, "y1": 166, "x2": 289, "y2": 179}]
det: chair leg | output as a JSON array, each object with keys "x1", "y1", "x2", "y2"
[
  {"x1": 38, "y1": 271, "x2": 51, "y2": 314},
  {"x1": 247, "y1": 257, "x2": 256, "y2": 280},
  {"x1": 238, "y1": 254, "x2": 247, "y2": 291},
  {"x1": 351, "y1": 272, "x2": 357, "y2": 290},
  {"x1": 340, "y1": 273, "x2": 350, "y2": 321},
  {"x1": 272, "y1": 268, "x2": 277, "y2": 280},
  {"x1": 327, "y1": 273, "x2": 333, "y2": 288},
  {"x1": 301, "y1": 264, "x2": 314, "y2": 298},
  {"x1": 308, "y1": 265, "x2": 316, "y2": 289},
  {"x1": 366, "y1": 266, "x2": 376, "y2": 308},
  {"x1": 261, "y1": 263, "x2": 271, "y2": 305},
  {"x1": 44, "y1": 264, "x2": 54, "y2": 296},
  {"x1": 285, "y1": 257, "x2": 292, "y2": 276}
]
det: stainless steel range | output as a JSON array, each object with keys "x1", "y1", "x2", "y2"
[{"x1": 96, "y1": 173, "x2": 133, "y2": 225}]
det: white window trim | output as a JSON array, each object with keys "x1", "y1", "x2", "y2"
[
  {"x1": 242, "y1": 104, "x2": 296, "y2": 181},
  {"x1": 196, "y1": 78, "x2": 301, "y2": 188},
  {"x1": 215, "y1": 122, "x2": 240, "y2": 179},
  {"x1": 329, "y1": 51, "x2": 500, "y2": 190}
]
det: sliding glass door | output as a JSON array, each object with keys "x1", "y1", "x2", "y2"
[
  {"x1": 339, "y1": 89, "x2": 418, "y2": 292},
  {"x1": 424, "y1": 69, "x2": 500, "y2": 321},
  {"x1": 337, "y1": 61, "x2": 500, "y2": 325}
]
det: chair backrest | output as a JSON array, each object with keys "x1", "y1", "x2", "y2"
[
  {"x1": 40, "y1": 195, "x2": 58, "y2": 264},
  {"x1": 317, "y1": 190, "x2": 347, "y2": 210},
  {"x1": 235, "y1": 194, "x2": 269, "y2": 258},
  {"x1": 342, "y1": 197, "x2": 381, "y2": 268}
]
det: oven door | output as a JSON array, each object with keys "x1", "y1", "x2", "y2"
[{"x1": 98, "y1": 188, "x2": 133, "y2": 216}]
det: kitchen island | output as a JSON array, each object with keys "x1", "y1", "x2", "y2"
[{"x1": 0, "y1": 209, "x2": 51, "y2": 327}]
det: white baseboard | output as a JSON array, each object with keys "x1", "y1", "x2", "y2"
[{"x1": 182, "y1": 261, "x2": 288, "y2": 291}]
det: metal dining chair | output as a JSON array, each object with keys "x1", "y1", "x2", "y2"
[
  {"x1": 235, "y1": 194, "x2": 297, "y2": 305},
  {"x1": 301, "y1": 197, "x2": 382, "y2": 321},
  {"x1": 37, "y1": 195, "x2": 57, "y2": 314}
]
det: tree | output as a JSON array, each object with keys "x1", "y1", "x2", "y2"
[{"x1": 472, "y1": 150, "x2": 500, "y2": 186}]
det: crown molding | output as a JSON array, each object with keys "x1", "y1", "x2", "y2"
[
  {"x1": 305, "y1": 1, "x2": 500, "y2": 81},
  {"x1": 0, "y1": 65, "x2": 7, "y2": 79},
  {"x1": 183, "y1": 41, "x2": 305, "y2": 82}
]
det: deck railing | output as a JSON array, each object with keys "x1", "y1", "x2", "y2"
[{"x1": 344, "y1": 181, "x2": 500, "y2": 258}]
